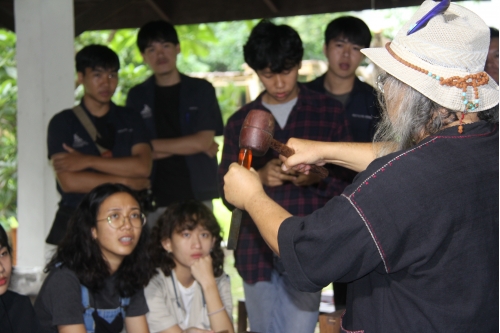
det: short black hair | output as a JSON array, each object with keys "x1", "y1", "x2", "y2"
[
  {"x1": 243, "y1": 20, "x2": 303, "y2": 73},
  {"x1": 75, "y1": 44, "x2": 120, "y2": 74},
  {"x1": 490, "y1": 27, "x2": 499, "y2": 39},
  {"x1": 324, "y1": 16, "x2": 372, "y2": 48},
  {"x1": 137, "y1": 20, "x2": 179, "y2": 53},
  {"x1": 0, "y1": 224, "x2": 12, "y2": 255}
]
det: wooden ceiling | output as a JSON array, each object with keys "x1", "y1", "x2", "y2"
[{"x1": 0, "y1": 0, "x2": 454, "y2": 35}]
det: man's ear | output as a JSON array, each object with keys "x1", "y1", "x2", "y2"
[
  {"x1": 161, "y1": 238, "x2": 172, "y2": 253},
  {"x1": 77, "y1": 71, "x2": 84, "y2": 85},
  {"x1": 175, "y1": 43, "x2": 181, "y2": 55},
  {"x1": 323, "y1": 44, "x2": 327, "y2": 57}
]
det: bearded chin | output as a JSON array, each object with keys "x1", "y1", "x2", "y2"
[{"x1": 373, "y1": 108, "x2": 417, "y2": 158}]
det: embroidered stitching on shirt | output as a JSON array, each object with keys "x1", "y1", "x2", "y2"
[{"x1": 342, "y1": 126, "x2": 496, "y2": 274}]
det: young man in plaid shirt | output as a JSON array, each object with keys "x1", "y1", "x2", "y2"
[{"x1": 218, "y1": 20, "x2": 353, "y2": 333}]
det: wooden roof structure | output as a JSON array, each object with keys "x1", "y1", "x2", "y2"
[{"x1": 0, "y1": 0, "x2": 439, "y2": 35}]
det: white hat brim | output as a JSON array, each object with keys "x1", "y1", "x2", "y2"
[{"x1": 362, "y1": 45, "x2": 499, "y2": 112}]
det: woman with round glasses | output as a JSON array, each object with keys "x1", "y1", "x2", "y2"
[
  {"x1": 34, "y1": 183, "x2": 151, "y2": 333},
  {"x1": 145, "y1": 200, "x2": 234, "y2": 333}
]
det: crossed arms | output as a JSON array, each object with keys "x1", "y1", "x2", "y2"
[
  {"x1": 51, "y1": 143, "x2": 152, "y2": 193},
  {"x1": 151, "y1": 130, "x2": 219, "y2": 160}
]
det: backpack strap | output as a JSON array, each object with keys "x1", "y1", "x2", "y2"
[{"x1": 72, "y1": 105, "x2": 110, "y2": 156}]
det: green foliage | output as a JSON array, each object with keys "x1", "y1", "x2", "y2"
[
  {"x1": 216, "y1": 83, "x2": 247, "y2": 125},
  {"x1": 275, "y1": 14, "x2": 343, "y2": 60},
  {"x1": 0, "y1": 29, "x2": 17, "y2": 231}
]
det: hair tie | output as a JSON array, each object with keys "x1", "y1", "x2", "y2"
[{"x1": 207, "y1": 305, "x2": 225, "y2": 316}]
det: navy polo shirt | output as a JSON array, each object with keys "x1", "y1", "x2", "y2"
[{"x1": 47, "y1": 101, "x2": 150, "y2": 208}]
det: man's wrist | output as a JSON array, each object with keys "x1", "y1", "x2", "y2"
[
  {"x1": 84, "y1": 154, "x2": 98, "y2": 169},
  {"x1": 244, "y1": 190, "x2": 268, "y2": 213}
]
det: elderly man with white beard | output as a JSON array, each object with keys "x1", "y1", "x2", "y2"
[{"x1": 223, "y1": 1, "x2": 499, "y2": 332}]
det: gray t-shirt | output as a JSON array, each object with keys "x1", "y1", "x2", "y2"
[
  {"x1": 263, "y1": 97, "x2": 298, "y2": 129},
  {"x1": 327, "y1": 91, "x2": 350, "y2": 106},
  {"x1": 34, "y1": 266, "x2": 148, "y2": 332}
]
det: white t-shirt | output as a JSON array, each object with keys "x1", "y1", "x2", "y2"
[
  {"x1": 177, "y1": 273, "x2": 196, "y2": 329},
  {"x1": 144, "y1": 268, "x2": 233, "y2": 333}
]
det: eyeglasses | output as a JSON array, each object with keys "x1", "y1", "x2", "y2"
[
  {"x1": 97, "y1": 212, "x2": 146, "y2": 229},
  {"x1": 376, "y1": 73, "x2": 387, "y2": 93}
]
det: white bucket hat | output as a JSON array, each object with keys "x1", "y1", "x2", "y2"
[{"x1": 362, "y1": 0, "x2": 499, "y2": 112}]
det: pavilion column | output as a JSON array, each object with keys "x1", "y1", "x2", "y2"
[{"x1": 15, "y1": 0, "x2": 74, "y2": 269}]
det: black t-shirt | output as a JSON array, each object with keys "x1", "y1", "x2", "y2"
[
  {"x1": 153, "y1": 84, "x2": 194, "y2": 206},
  {"x1": 0, "y1": 291, "x2": 42, "y2": 333},
  {"x1": 279, "y1": 122, "x2": 499, "y2": 332},
  {"x1": 93, "y1": 111, "x2": 115, "y2": 151},
  {"x1": 34, "y1": 266, "x2": 148, "y2": 332},
  {"x1": 47, "y1": 101, "x2": 150, "y2": 208}
]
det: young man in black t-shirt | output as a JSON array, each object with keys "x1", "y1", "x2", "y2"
[
  {"x1": 46, "y1": 45, "x2": 152, "y2": 245},
  {"x1": 126, "y1": 20, "x2": 223, "y2": 223}
]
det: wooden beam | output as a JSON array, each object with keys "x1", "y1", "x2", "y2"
[
  {"x1": 262, "y1": 0, "x2": 279, "y2": 13},
  {"x1": 145, "y1": 0, "x2": 170, "y2": 22},
  {"x1": 74, "y1": 0, "x2": 135, "y2": 36}
]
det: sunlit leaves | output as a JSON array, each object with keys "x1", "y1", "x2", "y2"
[{"x1": 0, "y1": 29, "x2": 17, "y2": 231}]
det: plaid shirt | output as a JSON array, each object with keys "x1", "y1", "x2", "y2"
[{"x1": 218, "y1": 84, "x2": 353, "y2": 283}]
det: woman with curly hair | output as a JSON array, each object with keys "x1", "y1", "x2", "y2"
[
  {"x1": 34, "y1": 183, "x2": 151, "y2": 333},
  {"x1": 145, "y1": 200, "x2": 233, "y2": 333}
]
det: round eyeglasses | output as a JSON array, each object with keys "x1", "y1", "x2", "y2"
[{"x1": 97, "y1": 212, "x2": 147, "y2": 229}]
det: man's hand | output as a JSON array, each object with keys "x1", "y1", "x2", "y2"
[
  {"x1": 52, "y1": 143, "x2": 91, "y2": 172},
  {"x1": 281, "y1": 138, "x2": 377, "y2": 173},
  {"x1": 257, "y1": 158, "x2": 297, "y2": 187},
  {"x1": 191, "y1": 255, "x2": 216, "y2": 289},
  {"x1": 279, "y1": 138, "x2": 327, "y2": 175},
  {"x1": 224, "y1": 163, "x2": 265, "y2": 211},
  {"x1": 292, "y1": 172, "x2": 323, "y2": 187},
  {"x1": 204, "y1": 140, "x2": 219, "y2": 158}
]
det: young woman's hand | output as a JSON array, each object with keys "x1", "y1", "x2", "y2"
[{"x1": 191, "y1": 255, "x2": 216, "y2": 289}]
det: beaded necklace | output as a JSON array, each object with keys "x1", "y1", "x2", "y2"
[{"x1": 385, "y1": 42, "x2": 489, "y2": 133}]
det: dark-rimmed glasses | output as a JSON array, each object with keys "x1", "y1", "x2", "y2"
[{"x1": 97, "y1": 212, "x2": 146, "y2": 229}]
